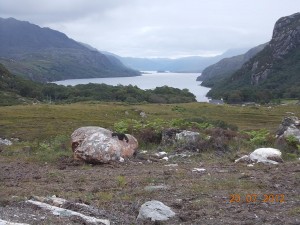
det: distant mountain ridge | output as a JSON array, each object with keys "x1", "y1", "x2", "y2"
[
  {"x1": 207, "y1": 12, "x2": 300, "y2": 103},
  {"x1": 109, "y1": 48, "x2": 250, "y2": 72},
  {"x1": 0, "y1": 17, "x2": 140, "y2": 82},
  {"x1": 197, "y1": 43, "x2": 268, "y2": 87}
]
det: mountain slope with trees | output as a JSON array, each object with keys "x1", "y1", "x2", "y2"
[
  {"x1": 0, "y1": 18, "x2": 140, "y2": 82},
  {"x1": 197, "y1": 43, "x2": 267, "y2": 87},
  {"x1": 0, "y1": 63, "x2": 195, "y2": 106},
  {"x1": 207, "y1": 12, "x2": 300, "y2": 103}
]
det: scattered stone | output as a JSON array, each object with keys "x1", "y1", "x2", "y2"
[
  {"x1": 137, "y1": 200, "x2": 176, "y2": 222},
  {"x1": 154, "y1": 151, "x2": 168, "y2": 158},
  {"x1": 192, "y1": 168, "x2": 206, "y2": 173},
  {"x1": 71, "y1": 126, "x2": 138, "y2": 163},
  {"x1": 162, "y1": 156, "x2": 169, "y2": 161},
  {"x1": 140, "y1": 111, "x2": 147, "y2": 118},
  {"x1": 0, "y1": 138, "x2": 12, "y2": 146}
]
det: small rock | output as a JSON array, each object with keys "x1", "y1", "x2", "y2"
[
  {"x1": 192, "y1": 168, "x2": 206, "y2": 173},
  {"x1": 0, "y1": 138, "x2": 12, "y2": 146},
  {"x1": 155, "y1": 151, "x2": 168, "y2": 157},
  {"x1": 137, "y1": 200, "x2": 176, "y2": 222}
]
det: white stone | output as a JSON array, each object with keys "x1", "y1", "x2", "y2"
[
  {"x1": 26, "y1": 200, "x2": 110, "y2": 225},
  {"x1": 175, "y1": 130, "x2": 200, "y2": 142},
  {"x1": 250, "y1": 148, "x2": 282, "y2": 165},
  {"x1": 192, "y1": 168, "x2": 206, "y2": 172},
  {"x1": 137, "y1": 200, "x2": 175, "y2": 222},
  {"x1": 155, "y1": 151, "x2": 167, "y2": 157},
  {"x1": 0, "y1": 219, "x2": 29, "y2": 225},
  {"x1": 0, "y1": 138, "x2": 12, "y2": 146}
]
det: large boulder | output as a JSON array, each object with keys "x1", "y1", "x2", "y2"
[
  {"x1": 71, "y1": 126, "x2": 138, "y2": 163},
  {"x1": 276, "y1": 116, "x2": 300, "y2": 142},
  {"x1": 137, "y1": 200, "x2": 176, "y2": 222}
]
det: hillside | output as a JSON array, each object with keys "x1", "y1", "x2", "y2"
[
  {"x1": 0, "y1": 63, "x2": 196, "y2": 106},
  {"x1": 117, "y1": 48, "x2": 249, "y2": 72},
  {"x1": 197, "y1": 43, "x2": 267, "y2": 87},
  {"x1": 0, "y1": 18, "x2": 140, "y2": 82},
  {"x1": 207, "y1": 12, "x2": 300, "y2": 103}
]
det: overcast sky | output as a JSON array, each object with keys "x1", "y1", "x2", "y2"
[{"x1": 0, "y1": 0, "x2": 299, "y2": 58}]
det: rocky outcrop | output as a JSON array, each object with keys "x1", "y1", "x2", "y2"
[
  {"x1": 137, "y1": 200, "x2": 176, "y2": 222},
  {"x1": 271, "y1": 13, "x2": 300, "y2": 59},
  {"x1": 198, "y1": 43, "x2": 267, "y2": 86},
  {"x1": 276, "y1": 116, "x2": 300, "y2": 142},
  {"x1": 207, "y1": 13, "x2": 300, "y2": 102},
  {"x1": 250, "y1": 13, "x2": 300, "y2": 85},
  {"x1": 71, "y1": 127, "x2": 138, "y2": 163}
]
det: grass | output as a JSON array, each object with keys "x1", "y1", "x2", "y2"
[{"x1": 0, "y1": 102, "x2": 299, "y2": 142}]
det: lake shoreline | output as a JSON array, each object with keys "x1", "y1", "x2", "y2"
[{"x1": 53, "y1": 72, "x2": 210, "y2": 102}]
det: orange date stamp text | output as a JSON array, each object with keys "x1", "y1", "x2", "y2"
[{"x1": 229, "y1": 194, "x2": 285, "y2": 203}]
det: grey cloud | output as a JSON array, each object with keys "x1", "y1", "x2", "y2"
[{"x1": 0, "y1": 0, "x2": 299, "y2": 57}]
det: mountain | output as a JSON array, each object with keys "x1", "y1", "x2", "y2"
[
  {"x1": 197, "y1": 43, "x2": 268, "y2": 87},
  {"x1": 207, "y1": 12, "x2": 300, "y2": 103},
  {"x1": 0, "y1": 18, "x2": 140, "y2": 82},
  {"x1": 117, "y1": 48, "x2": 250, "y2": 72}
]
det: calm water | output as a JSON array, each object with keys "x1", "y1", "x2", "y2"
[{"x1": 54, "y1": 72, "x2": 210, "y2": 102}]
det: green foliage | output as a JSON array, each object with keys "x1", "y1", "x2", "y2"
[
  {"x1": 116, "y1": 175, "x2": 127, "y2": 188},
  {"x1": 31, "y1": 135, "x2": 71, "y2": 163},
  {"x1": 285, "y1": 135, "x2": 299, "y2": 147},
  {"x1": 0, "y1": 63, "x2": 196, "y2": 105},
  {"x1": 207, "y1": 45, "x2": 300, "y2": 103},
  {"x1": 243, "y1": 129, "x2": 272, "y2": 147}
]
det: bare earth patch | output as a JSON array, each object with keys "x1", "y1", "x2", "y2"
[{"x1": 0, "y1": 156, "x2": 299, "y2": 224}]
